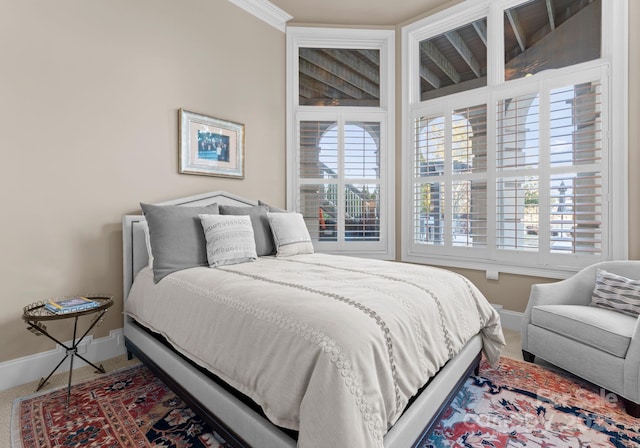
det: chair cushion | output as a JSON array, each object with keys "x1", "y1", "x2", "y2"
[{"x1": 531, "y1": 305, "x2": 636, "y2": 358}]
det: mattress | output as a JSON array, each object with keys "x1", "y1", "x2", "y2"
[{"x1": 125, "y1": 253, "x2": 505, "y2": 447}]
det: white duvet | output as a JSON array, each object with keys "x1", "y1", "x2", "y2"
[{"x1": 125, "y1": 253, "x2": 504, "y2": 447}]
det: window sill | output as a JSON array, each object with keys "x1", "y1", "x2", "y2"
[{"x1": 402, "y1": 252, "x2": 583, "y2": 280}]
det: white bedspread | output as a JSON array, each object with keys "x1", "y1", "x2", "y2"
[{"x1": 125, "y1": 253, "x2": 504, "y2": 447}]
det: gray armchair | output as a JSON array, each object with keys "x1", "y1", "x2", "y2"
[{"x1": 521, "y1": 260, "x2": 640, "y2": 417}]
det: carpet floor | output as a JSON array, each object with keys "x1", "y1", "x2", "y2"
[{"x1": 11, "y1": 356, "x2": 639, "y2": 448}]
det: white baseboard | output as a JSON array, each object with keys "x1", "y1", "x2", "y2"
[
  {"x1": 0, "y1": 328, "x2": 126, "y2": 392},
  {"x1": 499, "y1": 309, "x2": 524, "y2": 332},
  {"x1": 491, "y1": 303, "x2": 523, "y2": 332}
]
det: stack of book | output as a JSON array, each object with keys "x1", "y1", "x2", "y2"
[{"x1": 45, "y1": 297, "x2": 99, "y2": 314}]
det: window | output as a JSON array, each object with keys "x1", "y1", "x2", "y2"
[
  {"x1": 419, "y1": 17, "x2": 488, "y2": 101},
  {"x1": 402, "y1": 0, "x2": 627, "y2": 278},
  {"x1": 298, "y1": 121, "x2": 381, "y2": 243},
  {"x1": 298, "y1": 48, "x2": 381, "y2": 107},
  {"x1": 287, "y1": 28, "x2": 395, "y2": 258},
  {"x1": 504, "y1": 0, "x2": 601, "y2": 80},
  {"x1": 413, "y1": 104, "x2": 488, "y2": 248}
]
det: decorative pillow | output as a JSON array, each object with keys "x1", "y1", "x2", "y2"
[
  {"x1": 140, "y1": 220, "x2": 153, "y2": 268},
  {"x1": 267, "y1": 212, "x2": 314, "y2": 257},
  {"x1": 258, "y1": 200, "x2": 287, "y2": 213},
  {"x1": 219, "y1": 204, "x2": 275, "y2": 256},
  {"x1": 140, "y1": 202, "x2": 219, "y2": 283},
  {"x1": 591, "y1": 269, "x2": 640, "y2": 317},
  {"x1": 199, "y1": 214, "x2": 258, "y2": 267}
]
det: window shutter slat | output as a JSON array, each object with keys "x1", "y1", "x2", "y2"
[
  {"x1": 496, "y1": 176, "x2": 539, "y2": 251},
  {"x1": 299, "y1": 121, "x2": 338, "y2": 179},
  {"x1": 413, "y1": 182, "x2": 445, "y2": 245}
]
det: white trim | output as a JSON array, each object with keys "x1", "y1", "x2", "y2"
[
  {"x1": 404, "y1": 252, "x2": 575, "y2": 279},
  {"x1": 607, "y1": 0, "x2": 629, "y2": 260},
  {"x1": 0, "y1": 328, "x2": 126, "y2": 391},
  {"x1": 491, "y1": 303, "x2": 523, "y2": 331},
  {"x1": 499, "y1": 309, "x2": 523, "y2": 332},
  {"x1": 226, "y1": 0, "x2": 292, "y2": 33},
  {"x1": 492, "y1": 304, "x2": 524, "y2": 333}
]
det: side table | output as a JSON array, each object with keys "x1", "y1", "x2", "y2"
[{"x1": 22, "y1": 296, "x2": 113, "y2": 405}]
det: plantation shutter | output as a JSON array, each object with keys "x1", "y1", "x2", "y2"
[{"x1": 547, "y1": 81, "x2": 603, "y2": 255}]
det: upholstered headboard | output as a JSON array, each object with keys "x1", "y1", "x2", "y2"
[{"x1": 122, "y1": 191, "x2": 257, "y2": 301}]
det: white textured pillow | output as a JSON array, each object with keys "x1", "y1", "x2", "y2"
[
  {"x1": 199, "y1": 214, "x2": 258, "y2": 267},
  {"x1": 591, "y1": 269, "x2": 640, "y2": 317},
  {"x1": 141, "y1": 220, "x2": 154, "y2": 268},
  {"x1": 267, "y1": 212, "x2": 314, "y2": 257}
]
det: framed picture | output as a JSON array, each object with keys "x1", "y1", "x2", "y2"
[{"x1": 179, "y1": 109, "x2": 245, "y2": 178}]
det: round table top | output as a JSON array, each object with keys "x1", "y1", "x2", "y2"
[{"x1": 22, "y1": 296, "x2": 113, "y2": 322}]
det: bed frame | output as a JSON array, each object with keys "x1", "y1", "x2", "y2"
[{"x1": 122, "y1": 190, "x2": 483, "y2": 448}]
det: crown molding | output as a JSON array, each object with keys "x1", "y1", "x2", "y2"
[{"x1": 227, "y1": 0, "x2": 292, "y2": 32}]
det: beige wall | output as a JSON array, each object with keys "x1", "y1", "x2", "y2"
[{"x1": 0, "y1": 0, "x2": 286, "y2": 363}]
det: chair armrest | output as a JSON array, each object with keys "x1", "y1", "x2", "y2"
[
  {"x1": 628, "y1": 319, "x2": 640, "y2": 361},
  {"x1": 624, "y1": 318, "x2": 640, "y2": 402},
  {"x1": 521, "y1": 274, "x2": 595, "y2": 350},
  {"x1": 529, "y1": 276, "x2": 594, "y2": 307}
]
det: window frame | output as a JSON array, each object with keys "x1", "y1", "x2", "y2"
[
  {"x1": 401, "y1": 0, "x2": 628, "y2": 279},
  {"x1": 286, "y1": 27, "x2": 395, "y2": 259}
]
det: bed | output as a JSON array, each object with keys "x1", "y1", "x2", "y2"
[{"x1": 122, "y1": 190, "x2": 504, "y2": 448}]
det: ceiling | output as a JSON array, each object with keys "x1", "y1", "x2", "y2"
[{"x1": 269, "y1": 0, "x2": 453, "y2": 26}]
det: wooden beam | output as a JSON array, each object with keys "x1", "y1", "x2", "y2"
[
  {"x1": 299, "y1": 48, "x2": 379, "y2": 99},
  {"x1": 298, "y1": 61, "x2": 363, "y2": 99},
  {"x1": 421, "y1": 76, "x2": 487, "y2": 101},
  {"x1": 356, "y1": 49, "x2": 380, "y2": 67},
  {"x1": 420, "y1": 40, "x2": 461, "y2": 84},
  {"x1": 545, "y1": 0, "x2": 556, "y2": 31},
  {"x1": 300, "y1": 98, "x2": 380, "y2": 107},
  {"x1": 445, "y1": 30, "x2": 482, "y2": 77},
  {"x1": 506, "y1": 9, "x2": 526, "y2": 52},
  {"x1": 472, "y1": 20, "x2": 487, "y2": 46},
  {"x1": 320, "y1": 49, "x2": 379, "y2": 84},
  {"x1": 299, "y1": 82, "x2": 324, "y2": 100},
  {"x1": 299, "y1": 72, "x2": 355, "y2": 99},
  {"x1": 299, "y1": 77, "x2": 380, "y2": 106},
  {"x1": 420, "y1": 64, "x2": 441, "y2": 89}
]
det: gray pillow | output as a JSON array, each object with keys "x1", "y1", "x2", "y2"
[
  {"x1": 219, "y1": 204, "x2": 275, "y2": 256},
  {"x1": 140, "y1": 202, "x2": 219, "y2": 283},
  {"x1": 199, "y1": 214, "x2": 258, "y2": 267},
  {"x1": 267, "y1": 212, "x2": 314, "y2": 257},
  {"x1": 258, "y1": 200, "x2": 287, "y2": 213},
  {"x1": 591, "y1": 269, "x2": 640, "y2": 317}
]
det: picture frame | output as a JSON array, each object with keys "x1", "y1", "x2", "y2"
[{"x1": 179, "y1": 109, "x2": 245, "y2": 178}]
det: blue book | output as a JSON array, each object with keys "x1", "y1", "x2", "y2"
[{"x1": 45, "y1": 297, "x2": 99, "y2": 314}]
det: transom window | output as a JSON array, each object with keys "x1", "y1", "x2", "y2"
[{"x1": 298, "y1": 48, "x2": 380, "y2": 107}]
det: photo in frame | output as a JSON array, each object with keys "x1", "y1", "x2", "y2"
[{"x1": 179, "y1": 109, "x2": 245, "y2": 178}]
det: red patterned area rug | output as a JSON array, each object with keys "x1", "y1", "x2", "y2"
[
  {"x1": 423, "y1": 357, "x2": 639, "y2": 448},
  {"x1": 12, "y1": 364, "x2": 231, "y2": 448},
  {"x1": 12, "y1": 358, "x2": 639, "y2": 447}
]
